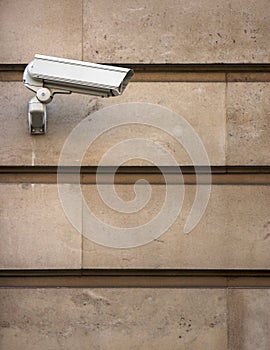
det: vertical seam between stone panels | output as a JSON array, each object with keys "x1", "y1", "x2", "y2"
[
  {"x1": 225, "y1": 73, "x2": 228, "y2": 166},
  {"x1": 81, "y1": 0, "x2": 84, "y2": 61},
  {"x1": 226, "y1": 287, "x2": 230, "y2": 350},
  {"x1": 81, "y1": 186, "x2": 83, "y2": 269}
]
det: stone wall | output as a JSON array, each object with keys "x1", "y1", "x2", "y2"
[{"x1": 0, "y1": 1, "x2": 269, "y2": 349}]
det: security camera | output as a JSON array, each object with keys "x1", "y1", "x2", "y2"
[{"x1": 23, "y1": 54, "x2": 134, "y2": 135}]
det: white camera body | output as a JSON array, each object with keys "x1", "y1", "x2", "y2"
[{"x1": 23, "y1": 54, "x2": 134, "y2": 135}]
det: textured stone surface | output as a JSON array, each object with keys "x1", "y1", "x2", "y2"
[
  {"x1": 227, "y1": 82, "x2": 270, "y2": 165},
  {"x1": 0, "y1": 82, "x2": 225, "y2": 166},
  {"x1": 0, "y1": 82, "x2": 94, "y2": 165},
  {"x1": 0, "y1": 184, "x2": 81, "y2": 269},
  {"x1": 83, "y1": 0, "x2": 270, "y2": 63},
  {"x1": 228, "y1": 290, "x2": 270, "y2": 350},
  {"x1": 1, "y1": 182, "x2": 269, "y2": 270},
  {"x1": 0, "y1": 288, "x2": 227, "y2": 350},
  {"x1": 0, "y1": 0, "x2": 82, "y2": 63},
  {"x1": 82, "y1": 184, "x2": 270, "y2": 268}
]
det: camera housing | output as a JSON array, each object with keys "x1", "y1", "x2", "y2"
[{"x1": 23, "y1": 54, "x2": 134, "y2": 135}]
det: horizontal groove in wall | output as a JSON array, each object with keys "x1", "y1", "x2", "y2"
[
  {"x1": 0, "y1": 173, "x2": 269, "y2": 185},
  {"x1": 2, "y1": 63, "x2": 270, "y2": 71},
  {"x1": 1, "y1": 64, "x2": 270, "y2": 82},
  {"x1": 1, "y1": 269, "x2": 270, "y2": 288},
  {"x1": 1, "y1": 166, "x2": 270, "y2": 173},
  {"x1": 0, "y1": 166, "x2": 269, "y2": 184}
]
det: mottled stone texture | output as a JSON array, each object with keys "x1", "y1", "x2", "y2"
[
  {"x1": 83, "y1": 0, "x2": 270, "y2": 63},
  {"x1": 1, "y1": 80, "x2": 269, "y2": 166},
  {"x1": 0, "y1": 184, "x2": 81, "y2": 269},
  {"x1": 228, "y1": 290, "x2": 270, "y2": 350},
  {"x1": 1, "y1": 183, "x2": 269, "y2": 270},
  {"x1": 0, "y1": 82, "x2": 226, "y2": 166},
  {"x1": 0, "y1": 0, "x2": 269, "y2": 64},
  {"x1": 0, "y1": 0, "x2": 82, "y2": 63},
  {"x1": 0, "y1": 1, "x2": 269, "y2": 349},
  {"x1": 82, "y1": 185, "x2": 270, "y2": 269},
  {"x1": 227, "y1": 82, "x2": 270, "y2": 165},
  {"x1": 0, "y1": 288, "x2": 227, "y2": 350}
]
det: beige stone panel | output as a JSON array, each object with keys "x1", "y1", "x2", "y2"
[
  {"x1": 227, "y1": 82, "x2": 270, "y2": 165},
  {"x1": 0, "y1": 288, "x2": 227, "y2": 350},
  {"x1": 0, "y1": 0, "x2": 82, "y2": 63},
  {"x1": 83, "y1": 0, "x2": 270, "y2": 63},
  {"x1": 0, "y1": 184, "x2": 81, "y2": 269},
  {"x1": 82, "y1": 82, "x2": 226, "y2": 166},
  {"x1": 0, "y1": 81, "x2": 225, "y2": 166},
  {"x1": 82, "y1": 184, "x2": 270, "y2": 268},
  {"x1": 228, "y1": 290, "x2": 270, "y2": 350}
]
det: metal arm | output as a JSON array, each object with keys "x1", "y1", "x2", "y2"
[
  {"x1": 28, "y1": 96, "x2": 47, "y2": 135},
  {"x1": 24, "y1": 64, "x2": 69, "y2": 135}
]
